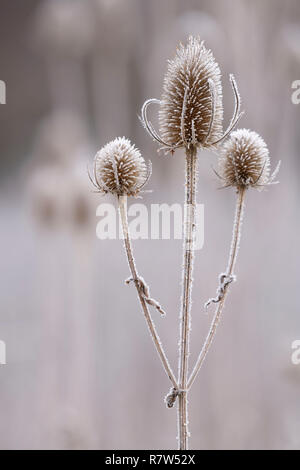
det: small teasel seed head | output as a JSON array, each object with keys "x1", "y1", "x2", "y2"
[
  {"x1": 218, "y1": 129, "x2": 274, "y2": 190},
  {"x1": 91, "y1": 137, "x2": 150, "y2": 196},
  {"x1": 159, "y1": 36, "x2": 223, "y2": 149}
]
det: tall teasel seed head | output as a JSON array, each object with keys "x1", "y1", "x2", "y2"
[
  {"x1": 218, "y1": 129, "x2": 280, "y2": 190},
  {"x1": 141, "y1": 36, "x2": 243, "y2": 154},
  {"x1": 159, "y1": 36, "x2": 223, "y2": 149},
  {"x1": 89, "y1": 137, "x2": 151, "y2": 197}
]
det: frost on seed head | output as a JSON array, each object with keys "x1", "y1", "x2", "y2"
[
  {"x1": 89, "y1": 137, "x2": 151, "y2": 197},
  {"x1": 218, "y1": 129, "x2": 280, "y2": 190},
  {"x1": 159, "y1": 36, "x2": 223, "y2": 149},
  {"x1": 141, "y1": 36, "x2": 243, "y2": 154}
]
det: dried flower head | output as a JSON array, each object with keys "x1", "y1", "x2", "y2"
[
  {"x1": 89, "y1": 137, "x2": 151, "y2": 196},
  {"x1": 218, "y1": 129, "x2": 280, "y2": 189},
  {"x1": 159, "y1": 36, "x2": 223, "y2": 148},
  {"x1": 141, "y1": 36, "x2": 243, "y2": 153}
]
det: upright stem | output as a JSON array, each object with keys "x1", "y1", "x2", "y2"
[
  {"x1": 178, "y1": 146, "x2": 198, "y2": 450},
  {"x1": 118, "y1": 195, "x2": 178, "y2": 390},
  {"x1": 188, "y1": 187, "x2": 245, "y2": 390}
]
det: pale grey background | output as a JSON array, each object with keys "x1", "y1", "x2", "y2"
[{"x1": 0, "y1": 0, "x2": 299, "y2": 450}]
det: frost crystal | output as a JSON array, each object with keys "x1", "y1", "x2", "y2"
[
  {"x1": 141, "y1": 36, "x2": 243, "y2": 154},
  {"x1": 159, "y1": 36, "x2": 223, "y2": 149},
  {"x1": 90, "y1": 137, "x2": 151, "y2": 196},
  {"x1": 218, "y1": 129, "x2": 280, "y2": 190}
]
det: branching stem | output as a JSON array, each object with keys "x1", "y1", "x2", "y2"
[
  {"x1": 187, "y1": 187, "x2": 245, "y2": 390},
  {"x1": 118, "y1": 195, "x2": 178, "y2": 390}
]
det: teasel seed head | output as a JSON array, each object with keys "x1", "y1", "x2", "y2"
[
  {"x1": 159, "y1": 36, "x2": 223, "y2": 148},
  {"x1": 141, "y1": 36, "x2": 243, "y2": 154},
  {"x1": 89, "y1": 137, "x2": 151, "y2": 197},
  {"x1": 218, "y1": 129, "x2": 281, "y2": 190}
]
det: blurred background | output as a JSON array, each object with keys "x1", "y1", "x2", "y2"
[{"x1": 0, "y1": 0, "x2": 299, "y2": 450}]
